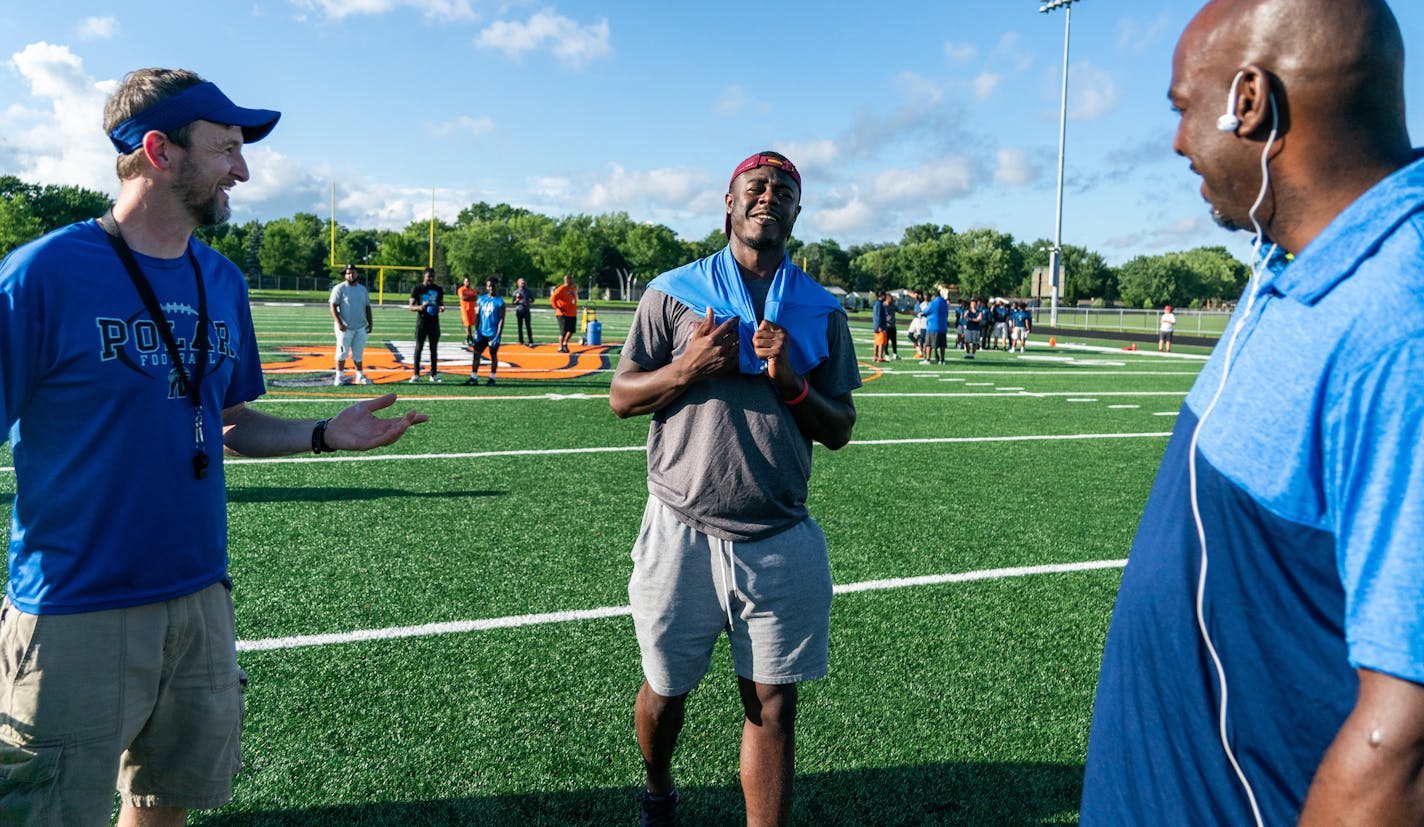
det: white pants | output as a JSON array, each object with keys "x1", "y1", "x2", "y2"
[{"x1": 335, "y1": 325, "x2": 368, "y2": 362}]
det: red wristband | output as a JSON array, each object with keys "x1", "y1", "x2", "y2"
[{"x1": 784, "y1": 377, "x2": 810, "y2": 406}]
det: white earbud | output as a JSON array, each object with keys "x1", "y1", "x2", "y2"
[{"x1": 1217, "y1": 71, "x2": 1246, "y2": 132}]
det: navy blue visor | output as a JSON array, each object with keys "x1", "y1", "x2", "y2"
[{"x1": 107, "y1": 81, "x2": 280, "y2": 154}]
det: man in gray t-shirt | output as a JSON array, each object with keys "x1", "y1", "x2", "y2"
[
  {"x1": 611, "y1": 151, "x2": 859, "y2": 826},
  {"x1": 329, "y1": 264, "x2": 373, "y2": 385}
]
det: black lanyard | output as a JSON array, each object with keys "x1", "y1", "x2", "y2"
[{"x1": 97, "y1": 211, "x2": 212, "y2": 480}]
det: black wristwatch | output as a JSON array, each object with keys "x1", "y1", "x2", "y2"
[{"x1": 312, "y1": 418, "x2": 335, "y2": 454}]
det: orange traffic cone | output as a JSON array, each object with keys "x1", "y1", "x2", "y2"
[{"x1": 1048, "y1": 336, "x2": 1057, "y2": 347}]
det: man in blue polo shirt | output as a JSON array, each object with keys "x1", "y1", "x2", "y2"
[
  {"x1": 1081, "y1": 0, "x2": 1424, "y2": 823},
  {"x1": 919, "y1": 290, "x2": 949, "y2": 365},
  {"x1": 0, "y1": 68, "x2": 426, "y2": 825}
]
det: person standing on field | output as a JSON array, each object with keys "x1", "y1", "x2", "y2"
[
  {"x1": 1158, "y1": 304, "x2": 1178, "y2": 352},
  {"x1": 458, "y1": 276, "x2": 479, "y2": 345},
  {"x1": 408, "y1": 266, "x2": 445, "y2": 381},
  {"x1": 330, "y1": 263, "x2": 373, "y2": 385},
  {"x1": 611, "y1": 150, "x2": 860, "y2": 827},
  {"x1": 463, "y1": 276, "x2": 506, "y2": 386},
  {"x1": 513, "y1": 276, "x2": 535, "y2": 345},
  {"x1": 550, "y1": 273, "x2": 578, "y2": 353},
  {"x1": 0, "y1": 67, "x2": 427, "y2": 827},
  {"x1": 1081, "y1": 1, "x2": 1424, "y2": 823}
]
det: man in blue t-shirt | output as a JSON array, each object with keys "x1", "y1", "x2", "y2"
[
  {"x1": 919, "y1": 291, "x2": 949, "y2": 364},
  {"x1": 463, "y1": 277, "x2": 507, "y2": 386},
  {"x1": 1081, "y1": 1, "x2": 1424, "y2": 824},
  {"x1": 0, "y1": 68, "x2": 427, "y2": 825}
]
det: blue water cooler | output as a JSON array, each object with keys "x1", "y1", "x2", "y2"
[{"x1": 586, "y1": 319, "x2": 602, "y2": 346}]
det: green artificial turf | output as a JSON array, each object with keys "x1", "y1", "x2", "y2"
[{"x1": 0, "y1": 300, "x2": 1206, "y2": 825}]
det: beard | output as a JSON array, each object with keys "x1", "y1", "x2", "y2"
[
  {"x1": 734, "y1": 214, "x2": 794, "y2": 252},
  {"x1": 1210, "y1": 205, "x2": 1243, "y2": 233},
  {"x1": 175, "y1": 158, "x2": 230, "y2": 226}
]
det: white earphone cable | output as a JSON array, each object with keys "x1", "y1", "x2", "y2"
[{"x1": 1187, "y1": 86, "x2": 1279, "y2": 827}]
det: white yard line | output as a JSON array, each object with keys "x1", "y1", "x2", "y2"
[
  {"x1": 236, "y1": 558, "x2": 1128, "y2": 652},
  {"x1": 1, "y1": 431, "x2": 1174, "y2": 473}
]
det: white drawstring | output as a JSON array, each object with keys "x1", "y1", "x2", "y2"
[{"x1": 714, "y1": 537, "x2": 739, "y2": 630}]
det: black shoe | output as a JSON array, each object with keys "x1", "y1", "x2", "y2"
[
  {"x1": 462, "y1": 378, "x2": 478, "y2": 386},
  {"x1": 638, "y1": 789, "x2": 680, "y2": 827},
  {"x1": 485, "y1": 377, "x2": 496, "y2": 386}
]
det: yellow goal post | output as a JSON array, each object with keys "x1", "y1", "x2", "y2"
[{"x1": 327, "y1": 182, "x2": 438, "y2": 305}]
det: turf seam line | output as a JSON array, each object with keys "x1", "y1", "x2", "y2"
[{"x1": 235, "y1": 559, "x2": 1129, "y2": 652}]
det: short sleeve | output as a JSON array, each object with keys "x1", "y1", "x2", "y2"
[
  {"x1": 1330, "y1": 337, "x2": 1424, "y2": 682},
  {"x1": 811, "y1": 312, "x2": 862, "y2": 400},
  {"x1": 0, "y1": 250, "x2": 42, "y2": 442},
  {"x1": 618, "y1": 289, "x2": 677, "y2": 374}
]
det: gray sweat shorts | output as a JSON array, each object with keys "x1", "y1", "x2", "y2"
[{"x1": 628, "y1": 497, "x2": 833, "y2": 697}]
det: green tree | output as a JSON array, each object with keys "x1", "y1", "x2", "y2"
[
  {"x1": 848, "y1": 243, "x2": 900, "y2": 292},
  {"x1": 623, "y1": 223, "x2": 684, "y2": 279},
  {"x1": 30, "y1": 184, "x2": 111, "y2": 230},
  {"x1": 1019, "y1": 239, "x2": 1115, "y2": 303},
  {"x1": 1178, "y1": 245, "x2": 1249, "y2": 305},
  {"x1": 899, "y1": 237, "x2": 955, "y2": 293},
  {"x1": 1116, "y1": 254, "x2": 1199, "y2": 308},
  {"x1": 954, "y1": 228, "x2": 1022, "y2": 298},
  {"x1": 0, "y1": 193, "x2": 45, "y2": 258},
  {"x1": 901, "y1": 223, "x2": 952, "y2": 245},
  {"x1": 258, "y1": 213, "x2": 327, "y2": 278},
  {"x1": 798, "y1": 239, "x2": 852, "y2": 288},
  {"x1": 683, "y1": 229, "x2": 727, "y2": 262},
  {"x1": 0, "y1": 177, "x2": 112, "y2": 257},
  {"x1": 445, "y1": 221, "x2": 538, "y2": 285},
  {"x1": 546, "y1": 215, "x2": 605, "y2": 284}
]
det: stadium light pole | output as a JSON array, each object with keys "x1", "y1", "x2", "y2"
[{"x1": 1040, "y1": 0, "x2": 1081, "y2": 327}]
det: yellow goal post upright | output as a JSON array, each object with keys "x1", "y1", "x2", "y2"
[{"x1": 328, "y1": 181, "x2": 437, "y2": 305}]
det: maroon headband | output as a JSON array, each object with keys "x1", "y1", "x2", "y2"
[
  {"x1": 727, "y1": 152, "x2": 801, "y2": 192},
  {"x1": 724, "y1": 153, "x2": 801, "y2": 236}
]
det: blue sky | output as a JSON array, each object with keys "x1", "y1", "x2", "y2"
[{"x1": 3, "y1": 1, "x2": 1423, "y2": 265}]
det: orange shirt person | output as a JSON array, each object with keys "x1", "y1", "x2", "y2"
[
  {"x1": 458, "y1": 277, "x2": 479, "y2": 345},
  {"x1": 550, "y1": 274, "x2": 578, "y2": 353}
]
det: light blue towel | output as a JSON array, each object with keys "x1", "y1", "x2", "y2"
[{"x1": 648, "y1": 246, "x2": 843, "y2": 376}]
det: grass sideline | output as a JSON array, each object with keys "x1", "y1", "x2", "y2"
[{"x1": 0, "y1": 303, "x2": 1205, "y2": 825}]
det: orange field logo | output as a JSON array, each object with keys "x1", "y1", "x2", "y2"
[{"x1": 262, "y1": 341, "x2": 616, "y2": 385}]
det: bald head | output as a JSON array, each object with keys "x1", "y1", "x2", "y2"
[
  {"x1": 1170, "y1": 0, "x2": 1413, "y2": 251},
  {"x1": 1179, "y1": 0, "x2": 1408, "y2": 146}
]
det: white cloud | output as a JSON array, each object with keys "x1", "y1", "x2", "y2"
[
  {"x1": 582, "y1": 163, "x2": 706, "y2": 212},
  {"x1": 994, "y1": 32, "x2": 1033, "y2": 73},
  {"x1": 893, "y1": 71, "x2": 942, "y2": 106},
  {"x1": 76, "y1": 17, "x2": 119, "y2": 40},
  {"x1": 779, "y1": 138, "x2": 838, "y2": 172},
  {"x1": 869, "y1": 156, "x2": 975, "y2": 204},
  {"x1": 994, "y1": 148, "x2": 1036, "y2": 185},
  {"x1": 431, "y1": 114, "x2": 494, "y2": 136},
  {"x1": 232, "y1": 145, "x2": 325, "y2": 217},
  {"x1": 972, "y1": 72, "x2": 1001, "y2": 101},
  {"x1": 1105, "y1": 214, "x2": 1216, "y2": 253},
  {"x1": 715, "y1": 85, "x2": 769, "y2": 115},
  {"x1": 1117, "y1": 13, "x2": 1174, "y2": 54},
  {"x1": 1069, "y1": 63, "x2": 1119, "y2": 120},
  {"x1": 944, "y1": 41, "x2": 977, "y2": 62},
  {"x1": 475, "y1": 10, "x2": 611, "y2": 69},
  {"x1": 2, "y1": 42, "x2": 117, "y2": 195},
  {"x1": 290, "y1": 0, "x2": 478, "y2": 22},
  {"x1": 527, "y1": 175, "x2": 573, "y2": 201},
  {"x1": 811, "y1": 193, "x2": 876, "y2": 236}
]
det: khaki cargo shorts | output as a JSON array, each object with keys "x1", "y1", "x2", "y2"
[{"x1": 0, "y1": 582, "x2": 245, "y2": 823}]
